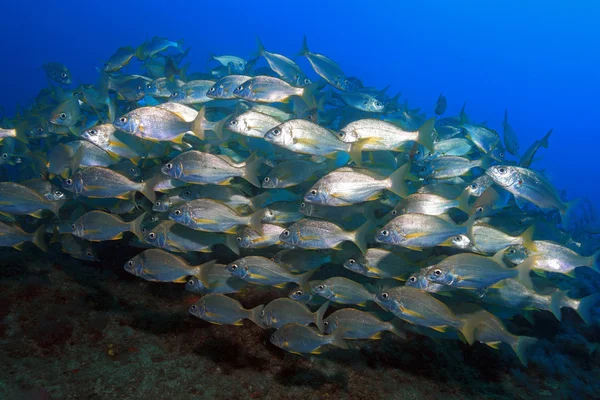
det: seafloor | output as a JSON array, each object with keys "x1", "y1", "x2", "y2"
[{"x1": 1, "y1": 241, "x2": 599, "y2": 400}]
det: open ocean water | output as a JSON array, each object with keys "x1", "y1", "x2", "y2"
[{"x1": 1, "y1": 1, "x2": 599, "y2": 399}]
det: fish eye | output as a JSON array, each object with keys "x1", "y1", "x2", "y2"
[
  {"x1": 323, "y1": 321, "x2": 329, "y2": 326},
  {"x1": 434, "y1": 269, "x2": 442, "y2": 276},
  {"x1": 420, "y1": 166, "x2": 426, "y2": 172},
  {"x1": 128, "y1": 260, "x2": 134, "y2": 267},
  {"x1": 391, "y1": 210, "x2": 398, "y2": 216},
  {"x1": 500, "y1": 152, "x2": 505, "y2": 158},
  {"x1": 89, "y1": 129, "x2": 97, "y2": 135},
  {"x1": 380, "y1": 230, "x2": 389, "y2": 237},
  {"x1": 307, "y1": 115, "x2": 314, "y2": 121},
  {"x1": 191, "y1": 305, "x2": 197, "y2": 310},
  {"x1": 381, "y1": 292, "x2": 389, "y2": 299},
  {"x1": 65, "y1": 179, "x2": 73, "y2": 185},
  {"x1": 174, "y1": 210, "x2": 182, "y2": 216},
  {"x1": 282, "y1": 230, "x2": 290, "y2": 236},
  {"x1": 172, "y1": 92, "x2": 178, "y2": 97},
  {"x1": 230, "y1": 264, "x2": 238, "y2": 270},
  {"x1": 509, "y1": 248, "x2": 516, "y2": 254},
  {"x1": 229, "y1": 119, "x2": 238, "y2": 126},
  {"x1": 263, "y1": 177, "x2": 270, "y2": 183},
  {"x1": 498, "y1": 167, "x2": 507, "y2": 174},
  {"x1": 344, "y1": 79, "x2": 349, "y2": 85},
  {"x1": 337, "y1": 132, "x2": 345, "y2": 138},
  {"x1": 236, "y1": 85, "x2": 244, "y2": 91},
  {"x1": 183, "y1": 190, "x2": 191, "y2": 196},
  {"x1": 348, "y1": 259, "x2": 355, "y2": 264},
  {"x1": 310, "y1": 189, "x2": 317, "y2": 195},
  {"x1": 236, "y1": 237, "x2": 242, "y2": 242},
  {"x1": 1, "y1": 153, "x2": 6, "y2": 159},
  {"x1": 209, "y1": 87, "x2": 216, "y2": 92},
  {"x1": 165, "y1": 163, "x2": 173, "y2": 170},
  {"x1": 119, "y1": 117, "x2": 127, "y2": 123},
  {"x1": 476, "y1": 206, "x2": 484, "y2": 213},
  {"x1": 61, "y1": 72, "x2": 67, "y2": 78},
  {"x1": 409, "y1": 276, "x2": 417, "y2": 282},
  {"x1": 59, "y1": 113, "x2": 67, "y2": 119},
  {"x1": 148, "y1": 232, "x2": 156, "y2": 239},
  {"x1": 141, "y1": 228, "x2": 147, "y2": 233},
  {"x1": 260, "y1": 310, "x2": 265, "y2": 316},
  {"x1": 129, "y1": 167, "x2": 135, "y2": 172},
  {"x1": 71, "y1": 224, "x2": 76, "y2": 230},
  {"x1": 295, "y1": 290, "x2": 304, "y2": 296},
  {"x1": 317, "y1": 284, "x2": 325, "y2": 290},
  {"x1": 375, "y1": 101, "x2": 382, "y2": 107},
  {"x1": 271, "y1": 128, "x2": 281, "y2": 136},
  {"x1": 304, "y1": 78, "x2": 310, "y2": 85},
  {"x1": 155, "y1": 201, "x2": 162, "y2": 206},
  {"x1": 55, "y1": 190, "x2": 62, "y2": 195},
  {"x1": 86, "y1": 251, "x2": 93, "y2": 256},
  {"x1": 300, "y1": 202, "x2": 306, "y2": 208},
  {"x1": 37, "y1": 127, "x2": 44, "y2": 132}
]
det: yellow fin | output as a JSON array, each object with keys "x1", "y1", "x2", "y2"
[{"x1": 430, "y1": 325, "x2": 448, "y2": 333}]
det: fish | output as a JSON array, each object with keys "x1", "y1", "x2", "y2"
[
  {"x1": 42, "y1": 62, "x2": 71, "y2": 85},
  {"x1": 161, "y1": 150, "x2": 262, "y2": 187},
  {"x1": 62, "y1": 166, "x2": 156, "y2": 202},
  {"x1": 312, "y1": 277, "x2": 375, "y2": 305},
  {"x1": 405, "y1": 266, "x2": 456, "y2": 294},
  {"x1": 520, "y1": 129, "x2": 552, "y2": 168},
  {"x1": 136, "y1": 37, "x2": 184, "y2": 60},
  {"x1": 303, "y1": 165, "x2": 408, "y2": 206},
  {"x1": 80, "y1": 124, "x2": 154, "y2": 163},
  {"x1": 280, "y1": 218, "x2": 373, "y2": 254},
  {"x1": 323, "y1": 308, "x2": 406, "y2": 340},
  {"x1": 272, "y1": 249, "x2": 331, "y2": 273},
  {"x1": 263, "y1": 159, "x2": 330, "y2": 189},
  {"x1": 168, "y1": 199, "x2": 265, "y2": 234},
  {"x1": 59, "y1": 234, "x2": 98, "y2": 261},
  {"x1": 516, "y1": 240, "x2": 600, "y2": 277},
  {"x1": 71, "y1": 210, "x2": 145, "y2": 242},
  {"x1": 342, "y1": 248, "x2": 418, "y2": 280},
  {"x1": 124, "y1": 248, "x2": 216, "y2": 282},
  {"x1": 298, "y1": 36, "x2": 352, "y2": 92},
  {"x1": 185, "y1": 263, "x2": 248, "y2": 295},
  {"x1": 144, "y1": 220, "x2": 239, "y2": 254},
  {"x1": 104, "y1": 46, "x2": 136, "y2": 72},
  {"x1": 260, "y1": 298, "x2": 329, "y2": 332},
  {"x1": 418, "y1": 155, "x2": 490, "y2": 180},
  {"x1": 169, "y1": 80, "x2": 215, "y2": 104},
  {"x1": 232, "y1": 75, "x2": 309, "y2": 104},
  {"x1": 50, "y1": 97, "x2": 81, "y2": 127},
  {"x1": 435, "y1": 93, "x2": 447, "y2": 115},
  {"x1": 502, "y1": 110, "x2": 520, "y2": 156},
  {"x1": 375, "y1": 286, "x2": 485, "y2": 345},
  {"x1": 189, "y1": 294, "x2": 264, "y2": 328},
  {"x1": 257, "y1": 38, "x2": 311, "y2": 87},
  {"x1": 226, "y1": 256, "x2": 313, "y2": 287},
  {"x1": 398, "y1": 191, "x2": 470, "y2": 216},
  {"x1": 225, "y1": 110, "x2": 282, "y2": 139},
  {"x1": 211, "y1": 55, "x2": 247, "y2": 73},
  {"x1": 206, "y1": 75, "x2": 252, "y2": 99},
  {"x1": 331, "y1": 91, "x2": 385, "y2": 113},
  {"x1": 0, "y1": 182, "x2": 64, "y2": 217},
  {"x1": 236, "y1": 223, "x2": 286, "y2": 249},
  {"x1": 0, "y1": 222, "x2": 47, "y2": 251},
  {"x1": 270, "y1": 323, "x2": 348, "y2": 354},
  {"x1": 469, "y1": 223, "x2": 536, "y2": 255}
]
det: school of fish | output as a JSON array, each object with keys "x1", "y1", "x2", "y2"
[{"x1": 0, "y1": 35, "x2": 598, "y2": 365}]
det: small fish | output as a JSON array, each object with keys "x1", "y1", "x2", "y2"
[
  {"x1": 81, "y1": 124, "x2": 154, "y2": 163},
  {"x1": 375, "y1": 286, "x2": 484, "y2": 345},
  {"x1": 280, "y1": 218, "x2": 373, "y2": 254},
  {"x1": 303, "y1": 165, "x2": 408, "y2": 206},
  {"x1": 136, "y1": 37, "x2": 184, "y2": 60},
  {"x1": 398, "y1": 191, "x2": 470, "y2": 216},
  {"x1": 161, "y1": 150, "x2": 262, "y2": 187},
  {"x1": 263, "y1": 159, "x2": 329, "y2": 189},
  {"x1": 145, "y1": 220, "x2": 239, "y2": 254},
  {"x1": 418, "y1": 155, "x2": 490, "y2": 180},
  {"x1": 104, "y1": 46, "x2": 136, "y2": 72},
  {"x1": 502, "y1": 110, "x2": 520, "y2": 156},
  {"x1": 0, "y1": 182, "x2": 64, "y2": 217},
  {"x1": 272, "y1": 249, "x2": 331, "y2": 273},
  {"x1": 257, "y1": 38, "x2": 311, "y2": 86},
  {"x1": 470, "y1": 223, "x2": 535, "y2": 255},
  {"x1": 331, "y1": 91, "x2": 385, "y2": 113},
  {"x1": 211, "y1": 55, "x2": 247, "y2": 72},
  {"x1": 50, "y1": 97, "x2": 81, "y2": 127},
  {"x1": 260, "y1": 202, "x2": 304, "y2": 224},
  {"x1": 42, "y1": 62, "x2": 71, "y2": 85},
  {"x1": 236, "y1": 223, "x2": 286, "y2": 249},
  {"x1": 189, "y1": 294, "x2": 264, "y2": 328},
  {"x1": 520, "y1": 129, "x2": 552, "y2": 168},
  {"x1": 145, "y1": 77, "x2": 184, "y2": 98},
  {"x1": 462, "y1": 124, "x2": 500, "y2": 155},
  {"x1": 298, "y1": 36, "x2": 352, "y2": 92},
  {"x1": 124, "y1": 248, "x2": 216, "y2": 282},
  {"x1": 233, "y1": 75, "x2": 308, "y2": 104},
  {"x1": 517, "y1": 240, "x2": 600, "y2": 277},
  {"x1": 312, "y1": 277, "x2": 375, "y2": 305},
  {"x1": 20, "y1": 179, "x2": 66, "y2": 202},
  {"x1": 169, "y1": 80, "x2": 215, "y2": 104},
  {"x1": 0, "y1": 222, "x2": 46, "y2": 251},
  {"x1": 270, "y1": 323, "x2": 348, "y2": 354},
  {"x1": 62, "y1": 166, "x2": 156, "y2": 202},
  {"x1": 260, "y1": 298, "x2": 329, "y2": 332},
  {"x1": 376, "y1": 213, "x2": 473, "y2": 251},
  {"x1": 185, "y1": 263, "x2": 248, "y2": 295},
  {"x1": 59, "y1": 234, "x2": 98, "y2": 261},
  {"x1": 72, "y1": 211, "x2": 145, "y2": 242},
  {"x1": 226, "y1": 256, "x2": 314, "y2": 287},
  {"x1": 113, "y1": 106, "x2": 205, "y2": 142},
  {"x1": 169, "y1": 199, "x2": 265, "y2": 234},
  {"x1": 225, "y1": 110, "x2": 282, "y2": 139},
  {"x1": 405, "y1": 266, "x2": 455, "y2": 294},
  {"x1": 343, "y1": 248, "x2": 418, "y2": 280},
  {"x1": 425, "y1": 252, "x2": 532, "y2": 290},
  {"x1": 206, "y1": 75, "x2": 252, "y2": 99},
  {"x1": 434, "y1": 93, "x2": 447, "y2": 115},
  {"x1": 324, "y1": 308, "x2": 406, "y2": 340}
]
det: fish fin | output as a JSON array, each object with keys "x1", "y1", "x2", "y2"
[
  {"x1": 348, "y1": 142, "x2": 363, "y2": 167},
  {"x1": 273, "y1": 282, "x2": 288, "y2": 289},
  {"x1": 297, "y1": 35, "x2": 309, "y2": 57},
  {"x1": 129, "y1": 212, "x2": 147, "y2": 241},
  {"x1": 139, "y1": 180, "x2": 156, "y2": 203},
  {"x1": 248, "y1": 208, "x2": 267, "y2": 234},
  {"x1": 192, "y1": 259, "x2": 218, "y2": 281},
  {"x1": 591, "y1": 249, "x2": 600, "y2": 273},
  {"x1": 224, "y1": 234, "x2": 240, "y2": 255},
  {"x1": 232, "y1": 320, "x2": 244, "y2": 326},
  {"x1": 559, "y1": 199, "x2": 579, "y2": 230},
  {"x1": 31, "y1": 225, "x2": 48, "y2": 252},
  {"x1": 249, "y1": 305, "x2": 266, "y2": 329},
  {"x1": 370, "y1": 331, "x2": 383, "y2": 339},
  {"x1": 298, "y1": 269, "x2": 315, "y2": 287},
  {"x1": 416, "y1": 117, "x2": 436, "y2": 152},
  {"x1": 190, "y1": 106, "x2": 206, "y2": 140},
  {"x1": 255, "y1": 36, "x2": 266, "y2": 57},
  {"x1": 456, "y1": 190, "x2": 471, "y2": 214},
  {"x1": 29, "y1": 210, "x2": 45, "y2": 219},
  {"x1": 211, "y1": 115, "x2": 227, "y2": 140},
  {"x1": 515, "y1": 259, "x2": 534, "y2": 289},
  {"x1": 387, "y1": 163, "x2": 409, "y2": 198},
  {"x1": 520, "y1": 225, "x2": 537, "y2": 252},
  {"x1": 49, "y1": 198, "x2": 67, "y2": 219},
  {"x1": 575, "y1": 293, "x2": 600, "y2": 325},
  {"x1": 314, "y1": 301, "x2": 330, "y2": 333},
  {"x1": 389, "y1": 318, "x2": 407, "y2": 340},
  {"x1": 243, "y1": 156, "x2": 263, "y2": 187},
  {"x1": 522, "y1": 311, "x2": 536, "y2": 325},
  {"x1": 12, "y1": 242, "x2": 25, "y2": 251},
  {"x1": 70, "y1": 145, "x2": 85, "y2": 175},
  {"x1": 353, "y1": 220, "x2": 375, "y2": 255},
  {"x1": 460, "y1": 312, "x2": 487, "y2": 346},
  {"x1": 463, "y1": 215, "x2": 476, "y2": 245},
  {"x1": 548, "y1": 290, "x2": 564, "y2": 321},
  {"x1": 513, "y1": 336, "x2": 537, "y2": 366},
  {"x1": 486, "y1": 341, "x2": 502, "y2": 350},
  {"x1": 330, "y1": 326, "x2": 349, "y2": 350}
]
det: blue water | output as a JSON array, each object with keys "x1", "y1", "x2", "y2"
[{"x1": 2, "y1": 1, "x2": 599, "y2": 206}]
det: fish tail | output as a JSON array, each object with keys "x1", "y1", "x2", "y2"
[
  {"x1": 330, "y1": 326, "x2": 349, "y2": 350},
  {"x1": 192, "y1": 259, "x2": 217, "y2": 281},
  {"x1": 298, "y1": 269, "x2": 315, "y2": 287},
  {"x1": 243, "y1": 156, "x2": 263, "y2": 188},
  {"x1": 224, "y1": 234, "x2": 240, "y2": 255},
  {"x1": 387, "y1": 163, "x2": 409, "y2": 198},
  {"x1": 298, "y1": 35, "x2": 309, "y2": 57},
  {"x1": 559, "y1": 198, "x2": 579, "y2": 230},
  {"x1": 463, "y1": 214, "x2": 476, "y2": 245},
  {"x1": 348, "y1": 142, "x2": 364, "y2": 167},
  {"x1": 129, "y1": 212, "x2": 147, "y2": 242},
  {"x1": 515, "y1": 258, "x2": 534, "y2": 289},
  {"x1": 540, "y1": 129, "x2": 552, "y2": 148},
  {"x1": 211, "y1": 115, "x2": 227, "y2": 140},
  {"x1": 248, "y1": 208, "x2": 267, "y2": 234},
  {"x1": 512, "y1": 336, "x2": 537, "y2": 366},
  {"x1": 353, "y1": 220, "x2": 375, "y2": 255},
  {"x1": 389, "y1": 318, "x2": 408, "y2": 340},
  {"x1": 591, "y1": 249, "x2": 600, "y2": 272},
  {"x1": 249, "y1": 305, "x2": 266, "y2": 329},
  {"x1": 456, "y1": 190, "x2": 471, "y2": 214},
  {"x1": 575, "y1": 293, "x2": 600, "y2": 325},
  {"x1": 139, "y1": 181, "x2": 156, "y2": 203},
  {"x1": 14, "y1": 124, "x2": 29, "y2": 144},
  {"x1": 50, "y1": 198, "x2": 67, "y2": 219},
  {"x1": 314, "y1": 301, "x2": 329, "y2": 333},
  {"x1": 190, "y1": 106, "x2": 206, "y2": 140},
  {"x1": 299, "y1": 83, "x2": 318, "y2": 110},
  {"x1": 416, "y1": 117, "x2": 436, "y2": 152},
  {"x1": 256, "y1": 37, "x2": 266, "y2": 57},
  {"x1": 176, "y1": 39, "x2": 185, "y2": 52},
  {"x1": 549, "y1": 290, "x2": 564, "y2": 321},
  {"x1": 520, "y1": 225, "x2": 537, "y2": 252},
  {"x1": 31, "y1": 224, "x2": 48, "y2": 252},
  {"x1": 459, "y1": 311, "x2": 487, "y2": 345},
  {"x1": 70, "y1": 145, "x2": 85, "y2": 176},
  {"x1": 459, "y1": 101, "x2": 469, "y2": 124}
]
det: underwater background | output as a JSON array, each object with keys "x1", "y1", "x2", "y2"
[{"x1": 1, "y1": 1, "x2": 599, "y2": 399}]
